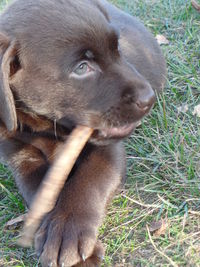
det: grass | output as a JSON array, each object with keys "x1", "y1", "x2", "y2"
[{"x1": 0, "y1": 0, "x2": 200, "y2": 266}]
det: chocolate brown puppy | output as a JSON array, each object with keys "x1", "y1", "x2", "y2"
[{"x1": 0, "y1": 0, "x2": 166, "y2": 266}]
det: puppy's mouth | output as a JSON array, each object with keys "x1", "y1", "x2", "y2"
[{"x1": 95, "y1": 121, "x2": 141, "y2": 139}]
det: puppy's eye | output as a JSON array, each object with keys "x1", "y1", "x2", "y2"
[{"x1": 74, "y1": 62, "x2": 91, "y2": 75}]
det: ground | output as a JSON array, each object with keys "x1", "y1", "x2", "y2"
[{"x1": 0, "y1": 0, "x2": 200, "y2": 266}]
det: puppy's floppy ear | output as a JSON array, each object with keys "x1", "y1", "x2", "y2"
[{"x1": 0, "y1": 32, "x2": 18, "y2": 131}]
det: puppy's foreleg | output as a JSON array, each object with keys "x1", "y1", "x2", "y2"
[
  {"x1": 36, "y1": 142, "x2": 126, "y2": 267},
  {"x1": 0, "y1": 137, "x2": 50, "y2": 205}
]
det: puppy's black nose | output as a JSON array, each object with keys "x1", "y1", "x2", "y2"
[{"x1": 136, "y1": 84, "x2": 156, "y2": 110}]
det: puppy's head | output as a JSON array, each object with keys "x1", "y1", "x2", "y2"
[{"x1": 0, "y1": 0, "x2": 155, "y2": 143}]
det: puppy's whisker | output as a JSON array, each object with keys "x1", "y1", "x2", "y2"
[{"x1": 54, "y1": 119, "x2": 57, "y2": 139}]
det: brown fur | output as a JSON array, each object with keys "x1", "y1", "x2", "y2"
[{"x1": 0, "y1": 0, "x2": 166, "y2": 266}]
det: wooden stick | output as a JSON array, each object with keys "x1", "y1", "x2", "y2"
[
  {"x1": 18, "y1": 125, "x2": 93, "y2": 247},
  {"x1": 191, "y1": 0, "x2": 200, "y2": 12}
]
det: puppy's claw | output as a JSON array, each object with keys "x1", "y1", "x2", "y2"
[
  {"x1": 81, "y1": 253, "x2": 86, "y2": 262},
  {"x1": 96, "y1": 249, "x2": 104, "y2": 260},
  {"x1": 99, "y1": 255, "x2": 104, "y2": 261}
]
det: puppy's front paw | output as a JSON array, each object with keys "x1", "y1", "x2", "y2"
[{"x1": 34, "y1": 210, "x2": 103, "y2": 267}]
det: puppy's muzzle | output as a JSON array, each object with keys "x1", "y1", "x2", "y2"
[{"x1": 98, "y1": 82, "x2": 156, "y2": 140}]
